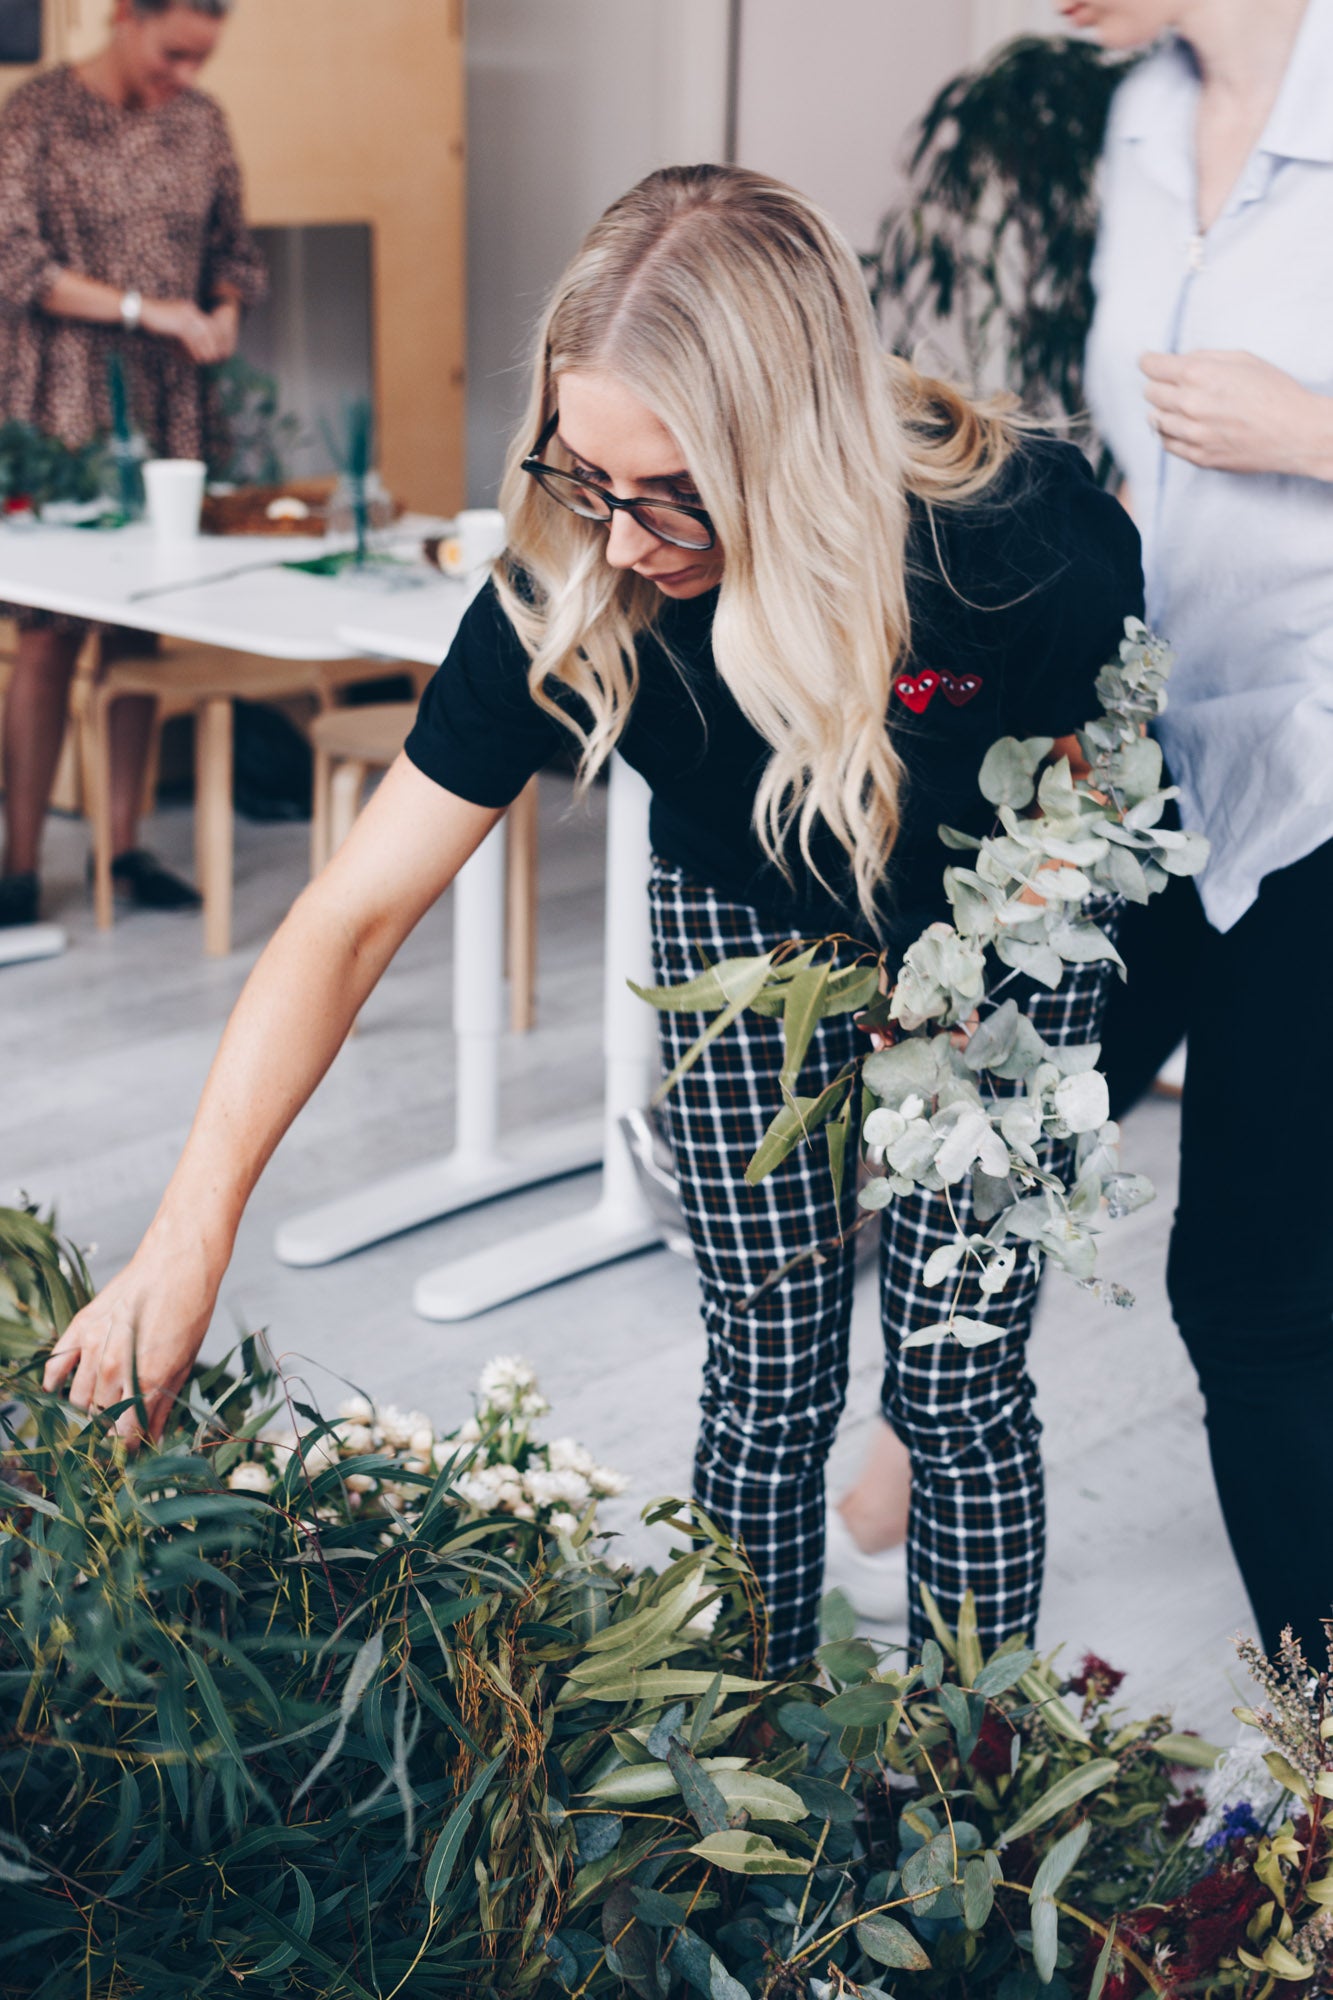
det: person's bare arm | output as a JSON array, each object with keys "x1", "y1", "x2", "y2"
[
  {"x1": 43, "y1": 758, "x2": 501, "y2": 1434},
  {"x1": 40, "y1": 270, "x2": 234, "y2": 363}
]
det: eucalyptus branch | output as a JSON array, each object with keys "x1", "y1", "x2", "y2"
[{"x1": 636, "y1": 620, "x2": 1206, "y2": 1349}]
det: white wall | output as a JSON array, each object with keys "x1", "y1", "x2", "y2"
[
  {"x1": 971, "y1": 0, "x2": 1062, "y2": 62},
  {"x1": 732, "y1": 0, "x2": 973, "y2": 255},
  {"x1": 463, "y1": 0, "x2": 1061, "y2": 505},
  {"x1": 465, "y1": 0, "x2": 732, "y2": 505}
]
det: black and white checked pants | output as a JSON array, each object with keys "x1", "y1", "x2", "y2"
[{"x1": 649, "y1": 859, "x2": 1121, "y2": 1675}]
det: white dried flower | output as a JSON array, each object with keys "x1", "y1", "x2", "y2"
[
  {"x1": 590, "y1": 1464, "x2": 629, "y2": 1498},
  {"x1": 457, "y1": 1417, "x2": 482, "y2": 1444},
  {"x1": 518, "y1": 1391, "x2": 549, "y2": 1418},
  {"x1": 1190, "y1": 1736, "x2": 1286, "y2": 1848},
  {"x1": 684, "y1": 1598, "x2": 721, "y2": 1638},
  {"x1": 511, "y1": 1501, "x2": 537, "y2": 1521},
  {"x1": 378, "y1": 1406, "x2": 415, "y2": 1448},
  {"x1": 263, "y1": 1429, "x2": 299, "y2": 1472},
  {"x1": 299, "y1": 1433, "x2": 340, "y2": 1476},
  {"x1": 548, "y1": 1510, "x2": 579, "y2": 1534},
  {"x1": 345, "y1": 1473, "x2": 377, "y2": 1495},
  {"x1": 477, "y1": 1356, "x2": 539, "y2": 1414},
  {"x1": 228, "y1": 1461, "x2": 272, "y2": 1495},
  {"x1": 338, "y1": 1394, "x2": 375, "y2": 1425},
  {"x1": 525, "y1": 1468, "x2": 591, "y2": 1511},
  {"x1": 547, "y1": 1437, "x2": 595, "y2": 1476},
  {"x1": 409, "y1": 1425, "x2": 436, "y2": 1458}
]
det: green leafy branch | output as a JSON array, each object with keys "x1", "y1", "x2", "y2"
[{"x1": 634, "y1": 620, "x2": 1207, "y2": 1348}]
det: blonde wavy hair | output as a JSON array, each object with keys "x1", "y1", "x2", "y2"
[{"x1": 496, "y1": 164, "x2": 1019, "y2": 927}]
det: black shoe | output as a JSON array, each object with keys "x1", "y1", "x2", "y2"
[
  {"x1": 0, "y1": 872, "x2": 40, "y2": 928},
  {"x1": 110, "y1": 849, "x2": 202, "y2": 912}
]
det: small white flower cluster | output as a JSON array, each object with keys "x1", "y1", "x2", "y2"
[
  {"x1": 223, "y1": 1361, "x2": 626, "y2": 1542},
  {"x1": 453, "y1": 1360, "x2": 626, "y2": 1534}
]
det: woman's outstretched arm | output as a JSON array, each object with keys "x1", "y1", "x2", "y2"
[{"x1": 43, "y1": 757, "x2": 500, "y2": 1436}]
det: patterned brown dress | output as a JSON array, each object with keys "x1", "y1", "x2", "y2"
[{"x1": 0, "y1": 63, "x2": 267, "y2": 629}]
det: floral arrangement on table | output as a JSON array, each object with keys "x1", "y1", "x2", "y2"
[
  {"x1": 2, "y1": 1206, "x2": 1332, "y2": 1999},
  {"x1": 634, "y1": 619, "x2": 1208, "y2": 1341}
]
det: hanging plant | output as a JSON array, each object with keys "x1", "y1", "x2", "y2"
[{"x1": 864, "y1": 36, "x2": 1136, "y2": 458}]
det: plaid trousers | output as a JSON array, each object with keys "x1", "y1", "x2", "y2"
[{"x1": 649, "y1": 859, "x2": 1121, "y2": 1675}]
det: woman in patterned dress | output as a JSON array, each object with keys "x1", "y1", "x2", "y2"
[{"x1": 0, "y1": 0, "x2": 265, "y2": 927}]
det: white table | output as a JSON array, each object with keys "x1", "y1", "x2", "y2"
[
  {"x1": 287, "y1": 592, "x2": 664, "y2": 1320},
  {"x1": 0, "y1": 520, "x2": 660, "y2": 1316},
  {"x1": 0, "y1": 521, "x2": 345, "y2": 963}
]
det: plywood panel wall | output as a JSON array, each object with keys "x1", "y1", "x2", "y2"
[{"x1": 3, "y1": 0, "x2": 466, "y2": 513}]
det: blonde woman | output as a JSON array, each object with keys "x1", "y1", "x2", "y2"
[{"x1": 44, "y1": 167, "x2": 1142, "y2": 1674}]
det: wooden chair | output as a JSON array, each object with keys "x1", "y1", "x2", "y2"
[
  {"x1": 80, "y1": 639, "x2": 429, "y2": 956},
  {"x1": 308, "y1": 700, "x2": 540, "y2": 1033}
]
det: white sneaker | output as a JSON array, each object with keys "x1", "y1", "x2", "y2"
[{"x1": 824, "y1": 1506, "x2": 909, "y2": 1624}]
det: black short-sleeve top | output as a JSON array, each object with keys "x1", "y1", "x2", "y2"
[{"x1": 406, "y1": 438, "x2": 1144, "y2": 963}]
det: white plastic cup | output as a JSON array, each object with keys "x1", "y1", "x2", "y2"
[
  {"x1": 142, "y1": 458, "x2": 206, "y2": 542},
  {"x1": 440, "y1": 506, "x2": 506, "y2": 576}
]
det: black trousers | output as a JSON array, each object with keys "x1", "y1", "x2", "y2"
[{"x1": 1101, "y1": 838, "x2": 1333, "y2": 1661}]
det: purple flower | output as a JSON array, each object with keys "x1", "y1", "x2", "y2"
[{"x1": 1204, "y1": 1801, "x2": 1263, "y2": 1854}]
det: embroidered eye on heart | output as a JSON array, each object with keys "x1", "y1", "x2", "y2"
[
  {"x1": 893, "y1": 669, "x2": 940, "y2": 714},
  {"x1": 940, "y1": 671, "x2": 982, "y2": 706}
]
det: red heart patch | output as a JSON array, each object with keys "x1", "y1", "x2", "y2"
[
  {"x1": 940, "y1": 671, "x2": 983, "y2": 706},
  {"x1": 894, "y1": 669, "x2": 940, "y2": 714}
]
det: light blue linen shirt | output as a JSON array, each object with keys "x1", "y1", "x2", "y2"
[{"x1": 1085, "y1": 2, "x2": 1333, "y2": 931}]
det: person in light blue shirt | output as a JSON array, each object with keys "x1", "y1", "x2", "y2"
[{"x1": 1079, "y1": 0, "x2": 1333, "y2": 1661}]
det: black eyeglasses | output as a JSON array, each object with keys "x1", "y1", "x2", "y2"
[{"x1": 520, "y1": 413, "x2": 716, "y2": 552}]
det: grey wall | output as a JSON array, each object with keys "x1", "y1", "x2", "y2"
[
  {"x1": 732, "y1": 0, "x2": 972, "y2": 253},
  {"x1": 465, "y1": 0, "x2": 731, "y2": 506}
]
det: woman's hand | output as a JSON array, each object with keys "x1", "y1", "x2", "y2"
[
  {"x1": 1141, "y1": 349, "x2": 1333, "y2": 479},
  {"x1": 40, "y1": 765, "x2": 499, "y2": 1436},
  {"x1": 42, "y1": 1215, "x2": 226, "y2": 1441},
  {"x1": 140, "y1": 295, "x2": 233, "y2": 365},
  {"x1": 208, "y1": 297, "x2": 240, "y2": 362}
]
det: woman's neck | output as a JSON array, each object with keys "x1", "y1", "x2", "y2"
[
  {"x1": 1176, "y1": 0, "x2": 1310, "y2": 101},
  {"x1": 76, "y1": 43, "x2": 138, "y2": 111}
]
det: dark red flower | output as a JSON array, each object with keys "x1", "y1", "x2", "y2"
[
  {"x1": 1068, "y1": 1652, "x2": 1127, "y2": 1699},
  {"x1": 1085, "y1": 1863, "x2": 1268, "y2": 1998},
  {"x1": 1162, "y1": 1789, "x2": 1207, "y2": 1839},
  {"x1": 968, "y1": 1706, "x2": 1017, "y2": 1778}
]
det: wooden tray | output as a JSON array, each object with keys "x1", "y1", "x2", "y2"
[{"x1": 201, "y1": 477, "x2": 337, "y2": 537}]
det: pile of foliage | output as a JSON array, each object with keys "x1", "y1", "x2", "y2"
[
  {"x1": 635, "y1": 619, "x2": 1206, "y2": 1340},
  {"x1": 2, "y1": 1210, "x2": 1332, "y2": 1998}
]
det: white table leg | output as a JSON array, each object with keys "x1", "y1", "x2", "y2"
[
  {"x1": 273, "y1": 817, "x2": 602, "y2": 1267},
  {"x1": 412, "y1": 757, "x2": 662, "y2": 1320},
  {"x1": 0, "y1": 925, "x2": 67, "y2": 967}
]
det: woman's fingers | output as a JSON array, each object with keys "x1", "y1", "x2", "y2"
[{"x1": 42, "y1": 1332, "x2": 81, "y2": 1390}]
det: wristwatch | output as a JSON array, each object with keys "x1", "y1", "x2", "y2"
[{"x1": 119, "y1": 288, "x2": 143, "y2": 332}]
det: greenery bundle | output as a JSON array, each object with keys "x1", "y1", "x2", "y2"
[
  {"x1": 0, "y1": 421, "x2": 106, "y2": 516},
  {"x1": 634, "y1": 621, "x2": 1205, "y2": 1342},
  {"x1": 3, "y1": 1209, "x2": 1333, "y2": 1999},
  {"x1": 863, "y1": 36, "x2": 1134, "y2": 455}
]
